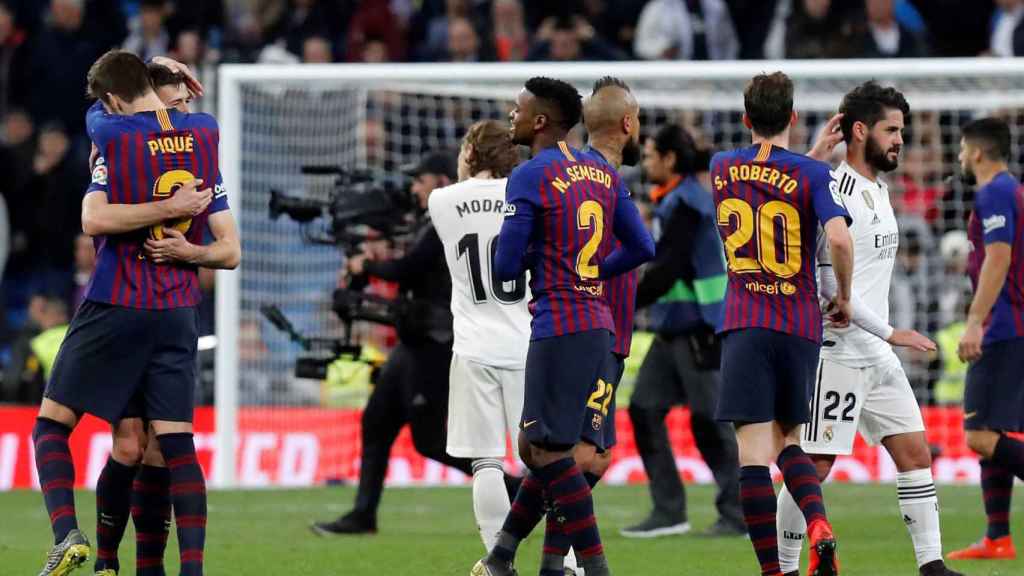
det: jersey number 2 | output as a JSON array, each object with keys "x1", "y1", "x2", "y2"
[
  {"x1": 576, "y1": 200, "x2": 604, "y2": 280},
  {"x1": 717, "y1": 198, "x2": 801, "y2": 278},
  {"x1": 457, "y1": 233, "x2": 526, "y2": 304}
]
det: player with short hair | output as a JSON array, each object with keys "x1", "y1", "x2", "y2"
[
  {"x1": 428, "y1": 119, "x2": 529, "y2": 552},
  {"x1": 471, "y1": 76, "x2": 653, "y2": 576},
  {"x1": 947, "y1": 117, "x2": 1024, "y2": 562},
  {"x1": 775, "y1": 81, "x2": 962, "y2": 576},
  {"x1": 90, "y1": 58, "x2": 213, "y2": 576},
  {"x1": 32, "y1": 49, "x2": 237, "y2": 576},
  {"x1": 498, "y1": 75, "x2": 647, "y2": 576},
  {"x1": 575, "y1": 75, "x2": 642, "y2": 488},
  {"x1": 711, "y1": 71, "x2": 853, "y2": 576}
]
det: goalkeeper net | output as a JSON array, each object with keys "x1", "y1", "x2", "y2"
[{"x1": 214, "y1": 59, "x2": 1024, "y2": 487}]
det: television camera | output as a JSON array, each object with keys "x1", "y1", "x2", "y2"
[{"x1": 264, "y1": 165, "x2": 420, "y2": 379}]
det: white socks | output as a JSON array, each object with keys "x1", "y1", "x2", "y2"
[
  {"x1": 776, "y1": 484, "x2": 806, "y2": 574},
  {"x1": 898, "y1": 468, "x2": 942, "y2": 567},
  {"x1": 472, "y1": 459, "x2": 510, "y2": 552},
  {"x1": 776, "y1": 468, "x2": 944, "y2": 572},
  {"x1": 565, "y1": 548, "x2": 579, "y2": 574}
]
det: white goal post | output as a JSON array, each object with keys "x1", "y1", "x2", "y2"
[{"x1": 214, "y1": 58, "x2": 1024, "y2": 488}]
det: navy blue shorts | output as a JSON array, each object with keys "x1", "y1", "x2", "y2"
[
  {"x1": 964, "y1": 337, "x2": 1024, "y2": 432},
  {"x1": 716, "y1": 328, "x2": 820, "y2": 425},
  {"x1": 45, "y1": 300, "x2": 199, "y2": 424},
  {"x1": 581, "y1": 352, "x2": 625, "y2": 452},
  {"x1": 522, "y1": 329, "x2": 611, "y2": 450}
]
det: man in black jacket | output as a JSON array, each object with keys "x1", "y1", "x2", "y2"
[
  {"x1": 621, "y1": 125, "x2": 743, "y2": 538},
  {"x1": 312, "y1": 151, "x2": 477, "y2": 535}
]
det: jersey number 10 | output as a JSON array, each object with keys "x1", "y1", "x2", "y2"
[
  {"x1": 717, "y1": 198, "x2": 801, "y2": 278},
  {"x1": 458, "y1": 233, "x2": 527, "y2": 304}
]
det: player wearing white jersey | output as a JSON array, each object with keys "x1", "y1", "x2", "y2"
[
  {"x1": 777, "y1": 82, "x2": 963, "y2": 576},
  {"x1": 428, "y1": 120, "x2": 530, "y2": 553}
]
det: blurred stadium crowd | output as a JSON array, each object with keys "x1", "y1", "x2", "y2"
[{"x1": 0, "y1": 0, "x2": 1022, "y2": 404}]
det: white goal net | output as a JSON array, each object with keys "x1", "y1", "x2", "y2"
[{"x1": 213, "y1": 59, "x2": 1024, "y2": 487}]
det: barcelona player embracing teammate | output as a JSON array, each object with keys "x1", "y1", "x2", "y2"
[
  {"x1": 711, "y1": 72, "x2": 854, "y2": 576},
  {"x1": 32, "y1": 50, "x2": 238, "y2": 576},
  {"x1": 471, "y1": 77, "x2": 653, "y2": 576}
]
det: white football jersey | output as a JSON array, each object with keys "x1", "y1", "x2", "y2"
[
  {"x1": 428, "y1": 178, "x2": 531, "y2": 369},
  {"x1": 816, "y1": 162, "x2": 900, "y2": 368}
]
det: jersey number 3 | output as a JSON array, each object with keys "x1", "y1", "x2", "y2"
[
  {"x1": 150, "y1": 169, "x2": 196, "y2": 240},
  {"x1": 717, "y1": 198, "x2": 801, "y2": 278},
  {"x1": 458, "y1": 233, "x2": 526, "y2": 304}
]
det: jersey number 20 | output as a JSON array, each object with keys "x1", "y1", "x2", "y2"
[
  {"x1": 717, "y1": 198, "x2": 801, "y2": 278},
  {"x1": 458, "y1": 233, "x2": 526, "y2": 304}
]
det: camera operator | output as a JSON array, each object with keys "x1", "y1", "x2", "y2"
[
  {"x1": 312, "y1": 151, "x2": 476, "y2": 535},
  {"x1": 621, "y1": 125, "x2": 744, "y2": 538}
]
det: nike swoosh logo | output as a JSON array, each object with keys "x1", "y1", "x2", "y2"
[
  {"x1": 964, "y1": 411, "x2": 977, "y2": 419},
  {"x1": 522, "y1": 420, "x2": 537, "y2": 429}
]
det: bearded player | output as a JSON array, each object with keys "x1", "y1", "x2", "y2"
[
  {"x1": 947, "y1": 117, "x2": 1024, "y2": 562},
  {"x1": 776, "y1": 81, "x2": 963, "y2": 576}
]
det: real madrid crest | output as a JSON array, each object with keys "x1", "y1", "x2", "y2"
[
  {"x1": 592, "y1": 413, "x2": 603, "y2": 431},
  {"x1": 823, "y1": 425, "x2": 834, "y2": 443}
]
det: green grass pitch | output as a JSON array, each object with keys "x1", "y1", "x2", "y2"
[{"x1": 1, "y1": 484, "x2": 1021, "y2": 575}]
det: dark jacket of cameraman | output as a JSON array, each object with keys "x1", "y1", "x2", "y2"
[{"x1": 363, "y1": 218, "x2": 453, "y2": 345}]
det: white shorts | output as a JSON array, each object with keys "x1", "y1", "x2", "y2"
[
  {"x1": 802, "y1": 354, "x2": 925, "y2": 455},
  {"x1": 446, "y1": 353, "x2": 525, "y2": 458}
]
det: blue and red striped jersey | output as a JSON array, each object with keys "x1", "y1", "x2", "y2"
[
  {"x1": 84, "y1": 102, "x2": 229, "y2": 309},
  {"x1": 495, "y1": 142, "x2": 625, "y2": 340},
  {"x1": 967, "y1": 171, "x2": 1024, "y2": 345},
  {"x1": 711, "y1": 142, "x2": 849, "y2": 343},
  {"x1": 585, "y1": 147, "x2": 639, "y2": 357},
  {"x1": 606, "y1": 267, "x2": 638, "y2": 356}
]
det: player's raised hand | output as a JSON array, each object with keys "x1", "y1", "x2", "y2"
[
  {"x1": 145, "y1": 227, "x2": 196, "y2": 264},
  {"x1": 807, "y1": 113, "x2": 844, "y2": 162},
  {"x1": 166, "y1": 179, "x2": 211, "y2": 218},
  {"x1": 151, "y1": 55, "x2": 204, "y2": 97},
  {"x1": 887, "y1": 328, "x2": 937, "y2": 352}
]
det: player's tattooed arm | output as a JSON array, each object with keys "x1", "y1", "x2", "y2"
[{"x1": 82, "y1": 179, "x2": 212, "y2": 236}]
